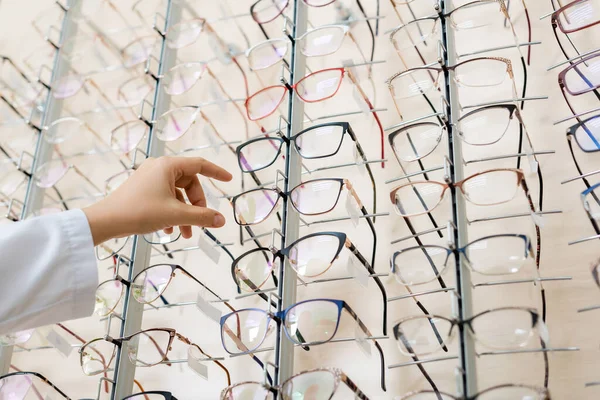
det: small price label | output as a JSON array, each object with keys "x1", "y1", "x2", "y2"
[
  {"x1": 196, "y1": 290, "x2": 222, "y2": 324},
  {"x1": 354, "y1": 321, "x2": 372, "y2": 357},
  {"x1": 187, "y1": 347, "x2": 209, "y2": 380},
  {"x1": 345, "y1": 193, "x2": 361, "y2": 227},
  {"x1": 346, "y1": 255, "x2": 369, "y2": 288},
  {"x1": 198, "y1": 234, "x2": 221, "y2": 264},
  {"x1": 46, "y1": 328, "x2": 72, "y2": 358}
]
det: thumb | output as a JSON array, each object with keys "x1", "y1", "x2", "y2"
[{"x1": 171, "y1": 201, "x2": 226, "y2": 228}]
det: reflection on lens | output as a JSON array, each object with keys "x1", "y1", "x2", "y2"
[
  {"x1": 558, "y1": 0, "x2": 599, "y2": 33},
  {"x1": 294, "y1": 125, "x2": 344, "y2": 158},
  {"x1": 460, "y1": 170, "x2": 519, "y2": 206},
  {"x1": 389, "y1": 69, "x2": 440, "y2": 99},
  {"x1": 0, "y1": 329, "x2": 34, "y2": 346},
  {"x1": 290, "y1": 179, "x2": 342, "y2": 215},
  {"x1": 246, "y1": 86, "x2": 288, "y2": 121},
  {"x1": 391, "y1": 19, "x2": 438, "y2": 50},
  {"x1": 127, "y1": 330, "x2": 171, "y2": 367},
  {"x1": 234, "y1": 189, "x2": 280, "y2": 225},
  {"x1": 0, "y1": 374, "x2": 33, "y2": 398},
  {"x1": 235, "y1": 249, "x2": 275, "y2": 292},
  {"x1": 238, "y1": 138, "x2": 283, "y2": 172},
  {"x1": 122, "y1": 36, "x2": 156, "y2": 68},
  {"x1": 451, "y1": 1, "x2": 502, "y2": 30},
  {"x1": 167, "y1": 20, "x2": 204, "y2": 49},
  {"x1": 111, "y1": 120, "x2": 149, "y2": 154},
  {"x1": 287, "y1": 234, "x2": 339, "y2": 277},
  {"x1": 284, "y1": 300, "x2": 340, "y2": 345},
  {"x1": 281, "y1": 370, "x2": 336, "y2": 400},
  {"x1": 471, "y1": 308, "x2": 535, "y2": 349},
  {"x1": 458, "y1": 107, "x2": 512, "y2": 146},
  {"x1": 575, "y1": 116, "x2": 600, "y2": 151},
  {"x1": 132, "y1": 264, "x2": 173, "y2": 304},
  {"x1": 80, "y1": 338, "x2": 117, "y2": 376},
  {"x1": 96, "y1": 236, "x2": 131, "y2": 260},
  {"x1": 247, "y1": 39, "x2": 289, "y2": 70},
  {"x1": 300, "y1": 25, "x2": 346, "y2": 57},
  {"x1": 127, "y1": 394, "x2": 170, "y2": 400},
  {"x1": 295, "y1": 69, "x2": 343, "y2": 102},
  {"x1": 95, "y1": 279, "x2": 124, "y2": 316},
  {"x1": 222, "y1": 382, "x2": 271, "y2": 400},
  {"x1": 53, "y1": 74, "x2": 84, "y2": 99},
  {"x1": 455, "y1": 59, "x2": 508, "y2": 88},
  {"x1": 394, "y1": 316, "x2": 453, "y2": 356},
  {"x1": 390, "y1": 122, "x2": 443, "y2": 162},
  {"x1": 465, "y1": 236, "x2": 528, "y2": 275},
  {"x1": 391, "y1": 182, "x2": 446, "y2": 216},
  {"x1": 163, "y1": 63, "x2": 206, "y2": 95},
  {"x1": 45, "y1": 117, "x2": 83, "y2": 144},
  {"x1": 155, "y1": 107, "x2": 198, "y2": 141},
  {"x1": 221, "y1": 309, "x2": 271, "y2": 354},
  {"x1": 34, "y1": 160, "x2": 69, "y2": 188},
  {"x1": 392, "y1": 246, "x2": 451, "y2": 285},
  {"x1": 143, "y1": 228, "x2": 181, "y2": 245}
]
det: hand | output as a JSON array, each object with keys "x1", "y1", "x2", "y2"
[{"x1": 83, "y1": 156, "x2": 233, "y2": 246}]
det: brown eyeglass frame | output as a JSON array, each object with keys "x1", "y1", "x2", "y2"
[
  {"x1": 388, "y1": 168, "x2": 534, "y2": 217},
  {"x1": 79, "y1": 328, "x2": 231, "y2": 386}
]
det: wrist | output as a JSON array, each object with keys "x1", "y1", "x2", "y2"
[{"x1": 83, "y1": 200, "x2": 128, "y2": 246}]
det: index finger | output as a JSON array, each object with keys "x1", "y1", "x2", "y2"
[{"x1": 168, "y1": 157, "x2": 233, "y2": 182}]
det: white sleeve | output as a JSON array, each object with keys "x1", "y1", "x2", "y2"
[{"x1": 0, "y1": 209, "x2": 98, "y2": 335}]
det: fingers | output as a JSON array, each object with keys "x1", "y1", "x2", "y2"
[
  {"x1": 171, "y1": 201, "x2": 226, "y2": 229},
  {"x1": 167, "y1": 156, "x2": 233, "y2": 182},
  {"x1": 174, "y1": 189, "x2": 193, "y2": 239},
  {"x1": 175, "y1": 173, "x2": 206, "y2": 208}
]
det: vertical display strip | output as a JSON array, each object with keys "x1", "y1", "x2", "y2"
[
  {"x1": 275, "y1": 0, "x2": 309, "y2": 385},
  {"x1": 112, "y1": 1, "x2": 182, "y2": 398},
  {"x1": 0, "y1": 0, "x2": 79, "y2": 376},
  {"x1": 441, "y1": 0, "x2": 478, "y2": 395}
]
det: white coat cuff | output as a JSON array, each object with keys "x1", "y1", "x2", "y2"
[{"x1": 63, "y1": 209, "x2": 98, "y2": 319}]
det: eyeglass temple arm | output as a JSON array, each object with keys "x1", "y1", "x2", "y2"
[
  {"x1": 346, "y1": 238, "x2": 387, "y2": 335},
  {"x1": 342, "y1": 302, "x2": 386, "y2": 391},
  {"x1": 184, "y1": 341, "x2": 231, "y2": 386},
  {"x1": 341, "y1": 372, "x2": 370, "y2": 400},
  {"x1": 56, "y1": 323, "x2": 110, "y2": 393},
  {"x1": 347, "y1": 125, "x2": 377, "y2": 217},
  {"x1": 133, "y1": 379, "x2": 150, "y2": 400},
  {"x1": 395, "y1": 327, "x2": 443, "y2": 395}
]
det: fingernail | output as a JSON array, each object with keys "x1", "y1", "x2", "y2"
[{"x1": 213, "y1": 214, "x2": 225, "y2": 227}]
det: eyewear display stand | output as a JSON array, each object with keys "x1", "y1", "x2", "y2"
[
  {"x1": 0, "y1": 0, "x2": 79, "y2": 377},
  {"x1": 441, "y1": 0, "x2": 478, "y2": 395}
]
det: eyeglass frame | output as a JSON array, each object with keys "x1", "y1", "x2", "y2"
[
  {"x1": 219, "y1": 298, "x2": 386, "y2": 391},
  {"x1": 231, "y1": 231, "x2": 387, "y2": 334}
]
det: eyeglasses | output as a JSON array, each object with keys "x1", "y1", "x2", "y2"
[
  {"x1": 246, "y1": 24, "x2": 350, "y2": 70},
  {"x1": 34, "y1": 157, "x2": 101, "y2": 193},
  {"x1": 116, "y1": 74, "x2": 155, "y2": 107},
  {"x1": 232, "y1": 177, "x2": 366, "y2": 225},
  {"x1": 94, "y1": 263, "x2": 233, "y2": 316},
  {"x1": 250, "y1": 0, "x2": 336, "y2": 24},
  {"x1": 558, "y1": 50, "x2": 600, "y2": 98},
  {"x1": 389, "y1": 168, "x2": 534, "y2": 217},
  {"x1": 567, "y1": 114, "x2": 600, "y2": 152},
  {"x1": 79, "y1": 328, "x2": 230, "y2": 384},
  {"x1": 237, "y1": 122, "x2": 369, "y2": 172},
  {"x1": 219, "y1": 298, "x2": 386, "y2": 390},
  {"x1": 161, "y1": 62, "x2": 230, "y2": 97},
  {"x1": 387, "y1": 57, "x2": 514, "y2": 100},
  {"x1": 390, "y1": 0, "x2": 531, "y2": 67},
  {"x1": 391, "y1": 234, "x2": 534, "y2": 285},
  {"x1": 393, "y1": 307, "x2": 542, "y2": 357},
  {"x1": 0, "y1": 371, "x2": 70, "y2": 399},
  {"x1": 397, "y1": 384, "x2": 550, "y2": 400},
  {"x1": 245, "y1": 66, "x2": 375, "y2": 121},
  {"x1": 220, "y1": 368, "x2": 368, "y2": 400},
  {"x1": 41, "y1": 117, "x2": 103, "y2": 145},
  {"x1": 551, "y1": 0, "x2": 600, "y2": 61},
  {"x1": 552, "y1": 0, "x2": 600, "y2": 33},
  {"x1": 389, "y1": 104, "x2": 532, "y2": 161}
]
